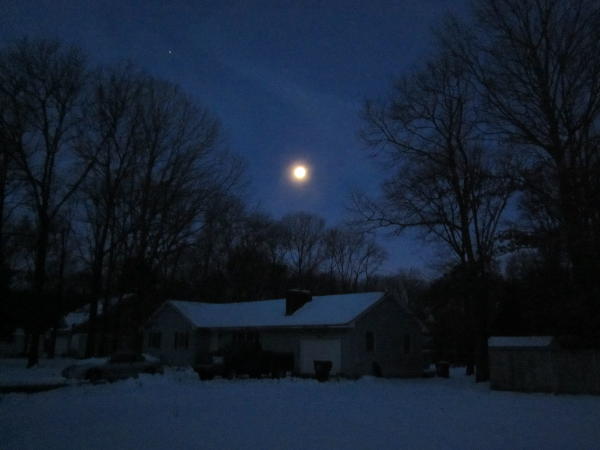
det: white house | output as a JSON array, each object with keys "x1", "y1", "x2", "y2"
[{"x1": 143, "y1": 290, "x2": 424, "y2": 377}]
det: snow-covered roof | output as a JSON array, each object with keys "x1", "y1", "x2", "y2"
[
  {"x1": 167, "y1": 292, "x2": 386, "y2": 329},
  {"x1": 488, "y1": 336, "x2": 554, "y2": 348},
  {"x1": 62, "y1": 294, "x2": 133, "y2": 329},
  {"x1": 63, "y1": 311, "x2": 90, "y2": 329}
]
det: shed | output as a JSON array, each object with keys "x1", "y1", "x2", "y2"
[
  {"x1": 489, "y1": 336, "x2": 600, "y2": 394},
  {"x1": 488, "y1": 336, "x2": 555, "y2": 392},
  {"x1": 143, "y1": 291, "x2": 423, "y2": 377}
]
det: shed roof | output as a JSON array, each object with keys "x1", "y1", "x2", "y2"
[{"x1": 167, "y1": 291, "x2": 386, "y2": 329}]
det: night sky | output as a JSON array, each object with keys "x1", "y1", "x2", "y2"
[{"x1": 2, "y1": 0, "x2": 469, "y2": 275}]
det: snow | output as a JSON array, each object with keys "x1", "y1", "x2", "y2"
[
  {"x1": 169, "y1": 291, "x2": 385, "y2": 328},
  {"x1": 0, "y1": 358, "x2": 107, "y2": 386},
  {"x1": 0, "y1": 358, "x2": 68, "y2": 386},
  {"x1": 1, "y1": 362, "x2": 599, "y2": 450},
  {"x1": 62, "y1": 294, "x2": 132, "y2": 329},
  {"x1": 62, "y1": 311, "x2": 89, "y2": 329},
  {"x1": 488, "y1": 336, "x2": 554, "y2": 348}
]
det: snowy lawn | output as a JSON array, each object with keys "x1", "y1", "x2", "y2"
[
  {"x1": 0, "y1": 357, "x2": 107, "y2": 387},
  {"x1": 0, "y1": 358, "x2": 73, "y2": 387},
  {"x1": 1, "y1": 364, "x2": 599, "y2": 450}
]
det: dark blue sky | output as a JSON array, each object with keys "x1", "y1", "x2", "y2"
[{"x1": 2, "y1": 0, "x2": 469, "y2": 275}]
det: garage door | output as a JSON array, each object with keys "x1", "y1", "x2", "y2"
[{"x1": 300, "y1": 338, "x2": 341, "y2": 375}]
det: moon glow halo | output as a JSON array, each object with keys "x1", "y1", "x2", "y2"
[{"x1": 293, "y1": 165, "x2": 307, "y2": 180}]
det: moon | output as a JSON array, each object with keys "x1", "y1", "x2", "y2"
[{"x1": 293, "y1": 165, "x2": 307, "y2": 180}]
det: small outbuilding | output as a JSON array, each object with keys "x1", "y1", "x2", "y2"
[
  {"x1": 488, "y1": 336, "x2": 556, "y2": 392},
  {"x1": 143, "y1": 291, "x2": 423, "y2": 377},
  {"x1": 489, "y1": 336, "x2": 600, "y2": 394}
]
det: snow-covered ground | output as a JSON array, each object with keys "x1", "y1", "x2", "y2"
[
  {"x1": 1, "y1": 361, "x2": 599, "y2": 450},
  {"x1": 0, "y1": 358, "x2": 73, "y2": 386},
  {"x1": 0, "y1": 357, "x2": 107, "y2": 386}
]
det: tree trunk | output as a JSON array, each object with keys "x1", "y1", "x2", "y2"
[
  {"x1": 465, "y1": 364, "x2": 474, "y2": 376},
  {"x1": 26, "y1": 333, "x2": 41, "y2": 368},
  {"x1": 85, "y1": 252, "x2": 102, "y2": 357},
  {"x1": 85, "y1": 298, "x2": 99, "y2": 357},
  {"x1": 98, "y1": 296, "x2": 111, "y2": 355},
  {"x1": 474, "y1": 277, "x2": 490, "y2": 382},
  {"x1": 47, "y1": 326, "x2": 57, "y2": 359},
  {"x1": 464, "y1": 278, "x2": 476, "y2": 376},
  {"x1": 475, "y1": 333, "x2": 489, "y2": 382},
  {"x1": 23, "y1": 333, "x2": 30, "y2": 355},
  {"x1": 100, "y1": 242, "x2": 118, "y2": 355},
  {"x1": 27, "y1": 220, "x2": 50, "y2": 368},
  {"x1": 557, "y1": 164, "x2": 600, "y2": 335},
  {"x1": 0, "y1": 150, "x2": 7, "y2": 278},
  {"x1": 49, "y1": 232, "x2": 67, "y2": 360}
]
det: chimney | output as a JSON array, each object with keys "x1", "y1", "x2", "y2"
[{"x1": 285, "y1": 289, "x2": 312, "y2": 316}]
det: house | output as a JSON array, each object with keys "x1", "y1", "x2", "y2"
[
  {"x1": 143, "y1": 290, "x2": 424, "y2": 377},
  {"x1": 60, "y1": 293, "x2": 137, "y2": 357},
  {"x1": 488, "y1": 336, "x2": 600, "y2": 394},
  {"x1": 0, "y1": 325, "x2": 67, "y2": 358},
  {"x1": 0, "y1": 328, "x2": 28, "y2": 357},
  {"x1": 0, "y1": 296, "x2": 129, "y2": 358}
]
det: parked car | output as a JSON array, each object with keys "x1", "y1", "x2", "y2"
[{"x1": 62, "y1": 352, "x2": 163, "y2": 382}]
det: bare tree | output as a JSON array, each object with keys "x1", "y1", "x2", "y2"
[
  {"x1": 448, "y1": 0, "x2": 600, "y2": 332},
  {"x1": 357, "y1": 50, "x2": 513, "y2": 380},
  {"x1": 105, "y1": 75, "x2": 242, "y2": 350},
  {"x1": 280, "y1": 212, "x2": 326, "y2": 285},
  {"x1": 44, "y1": 211, "x2": 75, "y2": 358},
  {"x1": 192, "y1": 192, "x2": 246, "y2": 291},
  {"x1": 323, "y1": 227, "x2": 386, "y2": 291},
  {"x1": 0, "y1": 97, "x2": 20, "y2": 287},
  {"x1": 0, "y1": 39, "x2": 93, "y2": 366},
  {"x1": 125, "y1": 76, "x2": 233, "y2": 271},
  {"x1": 224, "y1": 212, "x2": 290, "y2": 300},
  {"x1": 79, "y1": 65, "x2": 144, "y2": 356}
]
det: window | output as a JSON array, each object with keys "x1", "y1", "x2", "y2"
[
  {"x1": 174, "y1": 332, "x2": 189, "y2": 350},
  {"x1": 366, "y1": 331, "x2": 375, "y2": 352},
  {"x1": 404, "y1": 334, "x2": 411, "y2": 354},
  {"x1": 234, "y1": 331, "x2": 259, "y2": 343},
  {"x1": 148, "y1": 332, "x2": 161, "y2": 349}
]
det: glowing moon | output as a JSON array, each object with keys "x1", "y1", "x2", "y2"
[{"x1": 293, "y1": 165, "x2": 307, "y2": 180}]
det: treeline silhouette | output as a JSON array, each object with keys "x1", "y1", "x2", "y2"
[
  {"x1": 356, "y1": 0, "x2": 600, "y2": 380},
  {"x1": 0, "y1": 39, "x2": 385, "y2": 365}
]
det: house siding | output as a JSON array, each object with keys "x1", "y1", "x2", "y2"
[
  {"x1": 346, "y1": 296, "x2": 423, "y2": 377},
  {"x1": 143, "y1": 304, "x2": 199, "y2": 366}
]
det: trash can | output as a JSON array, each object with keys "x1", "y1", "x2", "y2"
[
  {"x1": 313, "y1": 360, "x2": 333, "y2": 382},
  {"x1": 436, "y1": 361, "x2": 450, "y2": 378}
]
